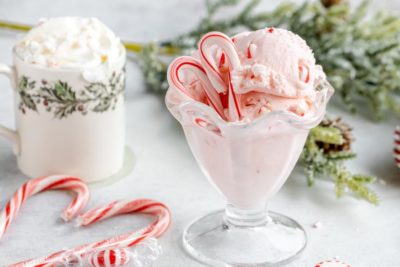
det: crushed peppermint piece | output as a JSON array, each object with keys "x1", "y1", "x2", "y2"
[
  {"x1": 313, "y1": 221, "x2": 323, "y2": 229},
  {"x1": 315, "y1": 259, "x2": 351, "y2": 267}
]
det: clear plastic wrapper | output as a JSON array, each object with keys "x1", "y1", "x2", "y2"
[{"x1": 49, "y1": 238, "x2": 162, "y2": 267}]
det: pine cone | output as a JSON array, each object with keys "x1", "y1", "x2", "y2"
[
  {"x1": 316, "y1": 117, "x2": 353, "y2": 153},
  {"x1": 321, "y1": 0, "x2": 344, "y2": 8}
]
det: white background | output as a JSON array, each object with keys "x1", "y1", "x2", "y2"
[{"x1": 0, "y1": 0, "x2": 399, "y2": 266}]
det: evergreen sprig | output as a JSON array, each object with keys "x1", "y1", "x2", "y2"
[
  {"x1": 137, "y1": 43, "x2": 169, "y2": 94},
  {"x1": 300, "y1": 124, "x2": 379, "y2": 204}
]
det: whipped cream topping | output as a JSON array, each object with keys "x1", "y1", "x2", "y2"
[{"x1": 15, "y1": 17, "x2": 124, "y2": 81}]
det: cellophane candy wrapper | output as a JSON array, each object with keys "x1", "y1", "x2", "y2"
[{"x1": 55, "y1": 238, "x2": 162, "y2": 267}]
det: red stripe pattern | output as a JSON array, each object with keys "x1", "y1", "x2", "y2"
[
  {"x1": 0, "y1": 175, "x2": 89, "y2": 240},
  {"x1": 198, "y1": 32, "x2": 243, "y2": 121},
  {"x1": 9, "y1": 199, "x2": 171, "y2": 267},
  {"x1": 395, "y1": 126, "x2": 400, "y2": 168},
  {"x1": 88, "y1": 248, "x2": 129, "y2": 267},
  {"x1": 168, "y1": 56, "x2": 225, "y2": 119}
]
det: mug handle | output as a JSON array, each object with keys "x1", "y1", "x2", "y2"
[{"x1": 0, "y1": 63, "x2": 20, "y2": 155}]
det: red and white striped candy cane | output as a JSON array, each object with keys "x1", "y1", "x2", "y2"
[
  {"x1": 199, "y1": 32, "x2": 242, "y2": 121},
  {"x1": 198, "y1": 31, "x2": 241, "y2": 94},
  {"x1": 168, "y1": 56, "x2": 225, "y2": 119},
  {"x1": 0, "y1": 175, "x2": 89, "y2": 240},
  {"x1": 395, "y1": 126, "x2": 400, "y2": 168},
  {"x1": 10, "y1": 199, "x2": 171, "y2": 267},
  {"x1": 76, "y1": 199, "x2": 171, "y2": 247},
  {"x1": 227, "y1": 67, "x2": 241, "y2": 121}
]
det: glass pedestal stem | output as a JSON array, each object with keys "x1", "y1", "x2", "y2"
[{"x1": 224, "y1": 203, "x2": 270, "y2": 228}]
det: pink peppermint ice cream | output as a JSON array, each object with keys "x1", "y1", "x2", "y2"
[
  {"x1": 230, "y1": 28, "x2": 325, "y2": 120},
  {"x1": 166, "y1": 27, "x2": 332, "y2": 209},
  {"x1": 230, "y1": 28, "x2": 319, "y2": 97}
]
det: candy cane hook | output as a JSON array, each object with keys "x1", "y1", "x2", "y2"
[
  {"x1": 168, "y1": 56, "x2": 225, "y2": 119},
  {"x1": 0, "y1": 175, "x2": 90, "y2": 240},
  {"x1": 198, "y1": 31, "x2": 241, "y2": 94}
]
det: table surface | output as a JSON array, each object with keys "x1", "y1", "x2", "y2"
[{"x1": 0, "y1": 1, "x2": 399, "y2": 266}]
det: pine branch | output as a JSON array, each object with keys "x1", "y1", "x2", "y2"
[
  {"x1": 137, "y1": 43, "x2": 169, "y2": 93},
  {"x1": 300, "y1": 119, "x2": 379, "y2": 204},
  {"x1": 310, "y1": 126, "x2": 344, "y2": 145}
]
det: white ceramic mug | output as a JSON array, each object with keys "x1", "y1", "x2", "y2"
[{"x1": 0, "y1": 48, "x2": 126, "y2": 182}]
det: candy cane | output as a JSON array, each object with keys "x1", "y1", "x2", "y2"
[
  {"x1": 10, "y1": 199, "x2": 171, "y2": 267},
  {"x1": 395, "y1": 126, "x2": 400, "y2": 168},
  {"x1": 168, "y1": 56, "x2": 225, "y2": 119},
  {"x1": 77, "y1": 199, "x2": 170, "y2": 239},
  {"x1": 0, "y1": 175, "x2": 89, "y2": 240},
  {"x1": 227, "y1": 68, "x2": 241, "y2": 121},
  {"x1": 199, "y1": 32, "x2": 242, "y2": 121},
  {"x1": 198, "y1": 31, "x2": 241, "y2": 93},
  {"x1": 298, "y1": 59, "x2": 311, "y2": 84}
]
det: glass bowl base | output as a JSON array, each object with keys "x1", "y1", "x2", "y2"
[{"x1": 182, "y1": 209, "x2": 307, "y2": 266}]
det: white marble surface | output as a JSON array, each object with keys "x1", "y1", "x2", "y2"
[{"x1": 0, "y1": 0, "x2": 399, "y2": 266}]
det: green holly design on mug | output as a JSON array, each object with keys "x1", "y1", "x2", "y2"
[{"x1": 17, "y1": 70, "x2": 125, "y2": 119}]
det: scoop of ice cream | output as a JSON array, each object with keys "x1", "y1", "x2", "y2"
[
  {"x1": 228, "y1": 28, "x2": 320, "y2": 98},
  {"x1": 168, "y1": 28, "x2": 329, "y2": 123},
  {"x1": 15, "y1": 17, "x2": 124, "y2": 73}
]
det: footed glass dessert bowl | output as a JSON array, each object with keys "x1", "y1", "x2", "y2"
[
  {"x1": 167, "y1": 86, "x2": 331, "y2": 266},
  {"x1": 166, "y1": 28, "x2": 333, "y2": 266}
]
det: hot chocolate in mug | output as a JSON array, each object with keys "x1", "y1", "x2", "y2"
[{"x1": 0, "y1": 47, "x2": 126, "y2": 182}]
